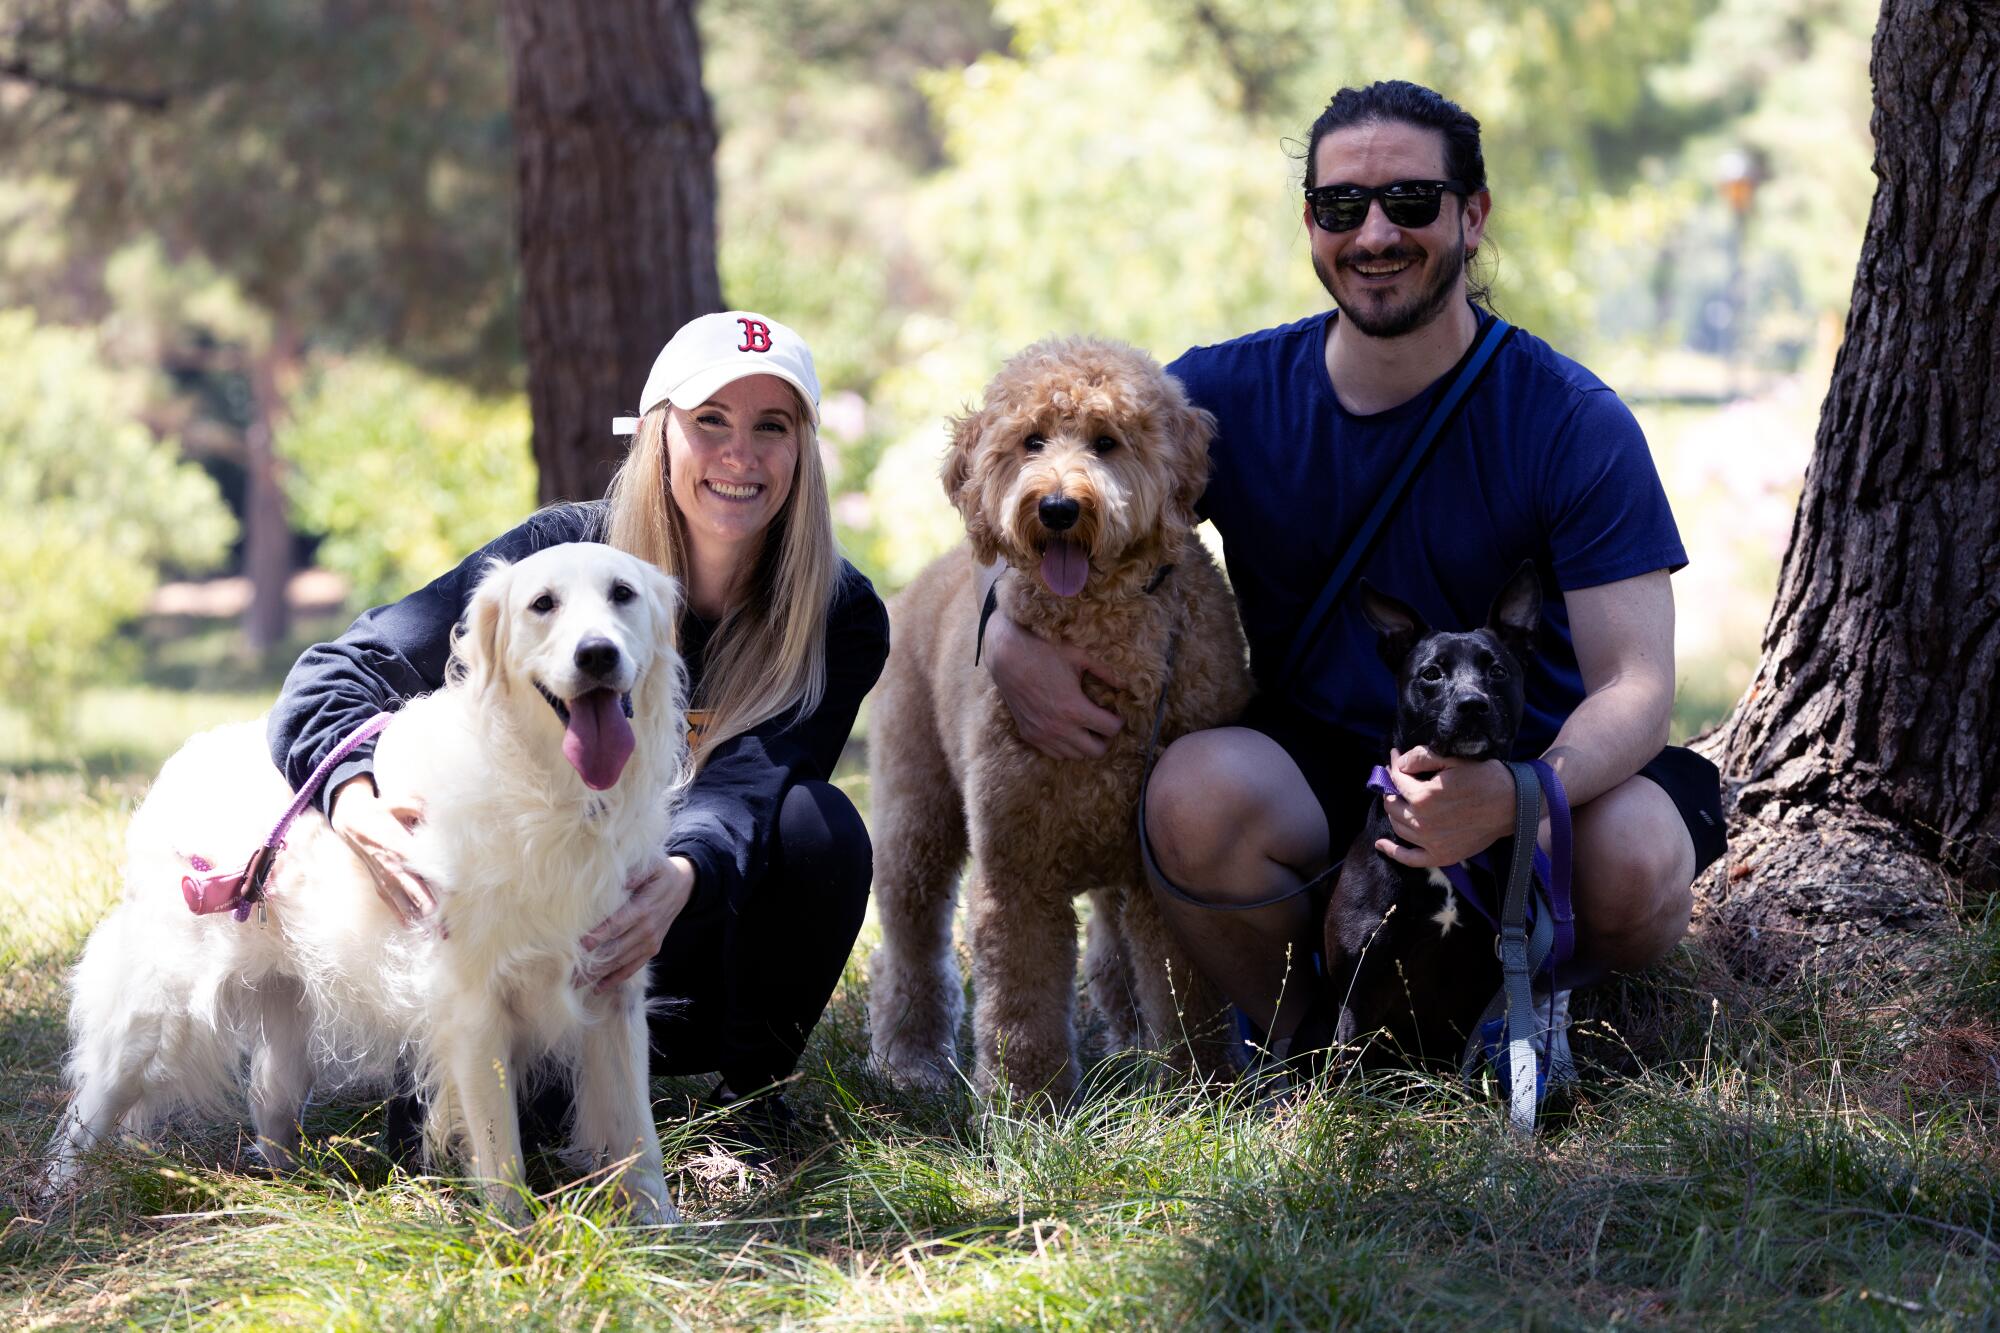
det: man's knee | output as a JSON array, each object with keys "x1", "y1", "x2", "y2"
[
  {"x1": 1143, "y1": 738, "x2": 1199, "y2": 879},
  {"x1": 1598, "y1": 845, "x2": 1692, "y2": 950},
  {"x1": 1575, "y1": 778, "x2": 1696, "y2": 967},
  {"x1": 1146, "y1": 733, "x2": 1246, "y2": 890},
  {"x1": 1144, "y1": 728, "x2": 1325, "y2": 904}
]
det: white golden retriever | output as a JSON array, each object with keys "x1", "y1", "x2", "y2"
[{"x1": 46, "y1": 543, "x2": 687, "y2": 1222}]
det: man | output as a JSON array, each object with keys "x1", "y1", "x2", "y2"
[{"x1": 982, "y1": 80, "x2": 1725, "y2": 1075}]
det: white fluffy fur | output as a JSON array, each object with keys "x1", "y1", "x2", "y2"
[{"x1": 46, "y1": 543, "x2": 688, "y2": 1222}]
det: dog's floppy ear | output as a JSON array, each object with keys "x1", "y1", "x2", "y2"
[
  {"x1": 457, "y1": 558, "x2": 514, "y2": 694},
  {"x1": 942, "y1": 404, "x2": 1000, "y2": 564},
  {"x1": 640, "y1": 562, "x2": 682, "y2": 656},
  {"x1": 1485, "y1": 560, "x2": 1542, "y2": 650},
  {"x1": 1358, "y1": 579, "x2": 1429, "y2": 673},
  {"x1": 634, "y1": 561, "x2": 690, "y2": 781},
  {"x1": 637, "y1": 563, "x2": 685, "y2": 707},
  {"x1": 1162, "y1": 390, "x2": 1216, "y2": 532}
]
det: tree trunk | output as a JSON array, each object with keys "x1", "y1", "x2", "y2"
[
  {"x1": 504, "y1": 0, "x2": 722, "y2": 505},
  {"x1": 242, "y1": 323, "x2": 299, "y2": 656},
  {"x1": 1697, "y1": 0, "x2": 1999, "y2": 985}
]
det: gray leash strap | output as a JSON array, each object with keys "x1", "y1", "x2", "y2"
[{"x1": 1499, "y1": 759, "x2": 1546, "y2": 1134}]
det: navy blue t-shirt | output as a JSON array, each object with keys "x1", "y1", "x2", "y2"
[{"x1": 1168, "y1": 307, "x2": 1685, "y2": 754}]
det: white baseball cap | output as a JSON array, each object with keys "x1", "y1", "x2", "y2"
[{"x1": 612, "y1": 310, "x2": 819, "y2": 436}]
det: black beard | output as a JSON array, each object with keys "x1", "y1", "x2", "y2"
[{"x1": 1314, "y1": 229, "x2": 1468, "y2": 339}]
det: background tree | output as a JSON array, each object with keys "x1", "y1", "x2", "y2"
[
  {"x1": 281, "y1": 356, "x2": 536, "y2": 608},
  {"x1": 0, "y1": 0, "x2": 1885, "y2": 691},
  {"x1": 841, "y1": 0, "x2": 1724, "y2": 583},
  {"x1": 0, "y1": 310, "x2": 234, "y2": 737},
  {"x1": 0, "y1": 0, "x2": 516, "y2": 652},
  {"x1": 504, "y1": 0, "x2": 721, "y2": 505},
  {"x1": 1698, "y1": 0, "x2": 1999, "y2": 982}
]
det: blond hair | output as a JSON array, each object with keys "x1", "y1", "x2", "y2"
[{"x1": 602, "y1": 390, "x2": 836, "y2": 765}]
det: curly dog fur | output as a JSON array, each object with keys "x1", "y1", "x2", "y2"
[{"x1": 867, "y1": 338, "x2": 1251, "y2": 1099}]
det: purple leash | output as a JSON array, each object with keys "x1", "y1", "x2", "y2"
[
  {"x1": 1367, "y1": 758, "x2": 1575, "y2": 974},
  {"x1": 1527, "y1": 757, "x2": 1574, "y2": 967},
  {"x1": 181, "y1": 713, "x2": 393, "y2": 920}
]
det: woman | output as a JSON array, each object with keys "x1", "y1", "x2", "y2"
[{"x1": 267, "y1": 311, "x2": 887, "y2": 1152}]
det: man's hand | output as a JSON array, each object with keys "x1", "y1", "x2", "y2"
[
  {"x1": 984, "y1": 610, "x2": 1126, "y2": 760},
  {"x1": 330, "y1": 774, "x2": 437, "y2": 925},
  {"x1": 578, "y1": 856, "x2": 696, "y2": 992},
  {"x1": 1373, "y1": 746, "x2": 1518, "y2": 869}
]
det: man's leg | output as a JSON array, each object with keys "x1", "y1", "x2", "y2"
[
  {"x1": 1566, "y1": 772, "x2": 1697, "y2": 982},
  {"x1": 1142, "y1": 727, "x2": 1333, "y2": 1049}
]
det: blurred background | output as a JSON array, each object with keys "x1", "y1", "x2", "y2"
[{"x1": 0, "y1": 0, "x2": 1874, "y2": 778}]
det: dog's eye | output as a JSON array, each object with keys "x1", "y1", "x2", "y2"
[
  {"x1": 1488, "y1": 661, "x2": 1508, "y2": 679},
  {"x1": 1023, "y1": 434, "x2": 1046, "y2": 453},
  {"x1": 1419, "y1": 663, "x2": 1446, "y2": 683},
  {"x1": 609, "y1": 581, "x2": 635, "y2": 605},
  {"x1": 1092, "y1": 435, "x2": 1119, "y2": 455},
  {"x1": 530, "y1": 593, "x2": 557, "y2": 615}
]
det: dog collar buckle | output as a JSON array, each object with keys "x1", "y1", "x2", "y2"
[{"x1": 181, "y1": 714, "x2": 390, "y2": 921}]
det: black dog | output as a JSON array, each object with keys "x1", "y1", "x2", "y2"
[{"x1": 1322, "y1": 560, "x2": 1543, "y2": 1063}]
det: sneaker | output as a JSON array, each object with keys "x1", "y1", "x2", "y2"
[
  {"x1": 1462, "y1": 983, "x2": 1576, "y2": 1124},
  {"x1": 699, "y1": 1080, "x2": 801, "y2": 1168},
  {"x1": 1230, "y1": 987, "x2": 1344, "y2": 1099}
]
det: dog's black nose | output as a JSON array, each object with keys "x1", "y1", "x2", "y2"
[
  {"x1": 1038, "y1": 494, "x2": 1080, "y2": 532},
  {"x1": 574, "y1": 637, "x2": 621, "y2": 679},
  {"x1": 1455, "y1": 695, "x2": 1490, "y2": 716}
]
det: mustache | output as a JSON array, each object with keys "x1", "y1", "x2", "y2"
[{"x1": 1340, "y1": 245, "x2": 1425, "y2": 268}]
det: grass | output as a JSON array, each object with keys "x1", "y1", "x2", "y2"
[{"x1": 3, "y1": 672, "x2": 1997, "y2": 1328}]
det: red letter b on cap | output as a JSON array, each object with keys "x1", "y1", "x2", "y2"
[{"x1": 737, "y1": 318, "x2": 772, "y2": 353}]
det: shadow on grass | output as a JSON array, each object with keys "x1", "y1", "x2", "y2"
[{"x1": 9, "y1": 1017, "x2": 1998, "y2": 1326}]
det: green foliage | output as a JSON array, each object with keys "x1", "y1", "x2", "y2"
[
  {"x1": 1655, "y1": 0, "x2": 1878, "y2": 343},
  {"x1": 278, "y1": 356, "x2": 536, "y2": 608},
  {"x1": 0, "y1": 310, "x2": 234, "y2": 738},
  {"x1": 1, "y1": 0, "x2": 1874, "y2": 653},
  {"x1": 698, "y1": 0, "x2": 1745, "y2": 587},
  {"x1": 0, "y1": 0, "x2": 518, "y2": 385}
]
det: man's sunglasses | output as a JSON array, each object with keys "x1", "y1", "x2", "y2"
[{"x1": 1304, "y1": 179, "x2": 1467, "y2": 233}]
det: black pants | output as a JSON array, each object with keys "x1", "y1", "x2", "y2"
[
  {"x1": 382, "y1": 779, "x2": 870, "y2": 1157},
  {"x1": 646, "y1": 778, "x2": 873, "y2": 1091}
]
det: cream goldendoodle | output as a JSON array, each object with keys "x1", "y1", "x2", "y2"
[{"x1": 868, "y1": 338, "x2": 1251, "y2": 1100}]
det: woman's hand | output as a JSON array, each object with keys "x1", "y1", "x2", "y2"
[
  {"x1": 329, "y1": 774, "x2": 437, "y2": 925},
  {"x1": 985, "y1": 610, "x2": 1126, "y2": 760},
  {"x1": 579, "y1": 856, "x2": 696, "y2": 992}
]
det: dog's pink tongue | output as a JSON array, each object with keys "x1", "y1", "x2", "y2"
[
  {"x1": 563, "y1": 688, "x2": 635, "y2": 791},
  {"x1": 1041, "y1": 538, "x2": 1089, "y2": 597}
]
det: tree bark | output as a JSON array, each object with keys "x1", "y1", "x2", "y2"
[
  {"x1": 504, "y1": 0, "x2": 722, "y2": 505},
  {"x1": 242, "y1": 322, "x2": 299, "y2": 656},
  {"x1": 1697, "y1": 0, "x2": 1999, "y2": 984}
]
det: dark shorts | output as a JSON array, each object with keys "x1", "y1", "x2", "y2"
[{"x1": 1236, "y1": 693, "x2": 1728, "y2": 879}]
